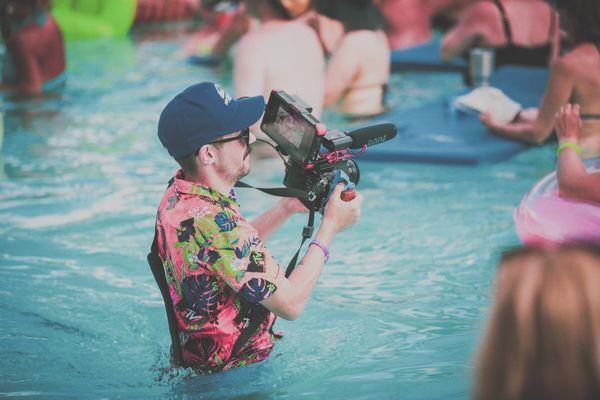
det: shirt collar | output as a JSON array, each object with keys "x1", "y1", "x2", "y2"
[{"x1": 173, "y1": 170, "x2": 238, "y2": 208}]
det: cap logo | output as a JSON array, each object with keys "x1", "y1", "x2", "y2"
[{"x1": 214, "y1": 84, "x2": 232, "y2": 105}]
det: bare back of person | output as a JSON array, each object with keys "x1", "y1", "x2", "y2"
[
  {"x1": 234, "y1": 19, "x2": 325, "y2": 118},
  {"x1": 564, "y1": 44, "x2": 600, "y2": 154},
  {"x1": 376, "y1": 0, "x2": 432, "y2": 49},
  {"x1": 441, "y1": 0, "x2": 558, "y2": 64},
  {"x1": 479, "y1": 0, "x2": 555, "y2": 48},
  {"x1": 325, "y1": 30, "x2": 390, "y2": 117}
]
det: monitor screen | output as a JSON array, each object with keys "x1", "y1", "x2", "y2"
[{"x1": 261, "y1": 103, "x2": 316, "y2": 164}]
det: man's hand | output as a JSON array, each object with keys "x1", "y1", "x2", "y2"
[
  {"x1": 555, "y1": 103, "x2": 582, "y2": 144},
  {"x1": 322, "y1": 183, "x2": 363, "y2": 233}
]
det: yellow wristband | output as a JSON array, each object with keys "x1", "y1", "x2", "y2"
[{"x1": 557, "y1": 142, "x2": 582, "y2": 157}]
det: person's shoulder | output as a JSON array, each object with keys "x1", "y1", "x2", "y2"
[
  {"x1": 554, "y1": 44, "x2": 596, "y2": 75},
  {"x1": 338, "y1": 30, "x2": 388, "y2": 50},
  {"x1": 463, "y1": 1, "x2": 500, "y2": 23}
]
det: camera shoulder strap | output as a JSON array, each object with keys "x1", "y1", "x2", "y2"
[
  {"x1": 234, "y1": 180, "x2": 305, "y2": 199},
  {"x1": 284, "y1": 206, "x2": 315, "y2": 278},
  {"x1": 234, "y1": 180, "x2": 316, "y2": 278}
]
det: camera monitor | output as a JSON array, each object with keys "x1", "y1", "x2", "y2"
[{"x1": 261, "y1": 91, "x2": 321, "y2": 165}]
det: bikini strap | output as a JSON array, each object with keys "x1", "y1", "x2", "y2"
[{"x1": 493, "y1": 0, "x2": 512, "y2": 43}]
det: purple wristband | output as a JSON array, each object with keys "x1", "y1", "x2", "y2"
[{"x1": 309, "y1": 240, "x2": 330, "y2": 263}]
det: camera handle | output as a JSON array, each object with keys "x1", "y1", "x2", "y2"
[{"x1": 234, "y1": 180, "x2": 316, "y2": 278}]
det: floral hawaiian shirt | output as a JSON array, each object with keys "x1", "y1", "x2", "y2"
[{"x1": 155, "y1": 170, "x2": 283, "y2": 371}]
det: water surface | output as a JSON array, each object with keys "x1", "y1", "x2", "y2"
[{"x1": 0, "y1": 26, "x2": 556, "y2": 399}]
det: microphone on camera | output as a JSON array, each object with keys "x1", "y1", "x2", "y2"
[{"x1": 347, "y1": 123, "x2": 397, "y2": 149}]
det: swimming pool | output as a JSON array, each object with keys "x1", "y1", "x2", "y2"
[{"x1": 0, "y1": 27, "x2": 557, "y2": 399}]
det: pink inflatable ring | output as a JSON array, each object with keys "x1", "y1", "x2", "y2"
[{"x1": 514, "y1": 157, "x2": 600, "y2": 245}]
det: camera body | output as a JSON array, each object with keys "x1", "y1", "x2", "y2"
[{"x1": 261, "y1": 90, "x2": 396, "y2": 211}]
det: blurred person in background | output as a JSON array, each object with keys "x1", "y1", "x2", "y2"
[
  {"x1": 474, "y1": 243, "x2": 600, "y2": 400},
  {"x1": 234, "y1": 0, "x2": 325, "y2": 121},
  {"x1": 0, "y1": 0, "x2": 66, "y2": 95},
  {"x1": 184, "y1": 0, "x2": 343, "y2": 62},
  {"x1": 374, "y1": 0, "x2": 476, "y2": 50},
  {"x1": 479, "y1": 0, "x2": 600, "y2": 155},
  {"x1": 374, "y1": 0, "x2": 432, "y2": 50},
  {"x1": 291, "y1": 0, "x2": 345, "y2": 57},
  {"x1": 134, "y1": 0, "x2": 201, "y2": 23},
  {"x1": 181, "y1": 1, "x2": 252, "y2": 58},
  {"x1": 441, "y1": 0, "x2": 559, "y2": 66},
  {"x1": 554, "y1": 104, "x2": 600, "y2": 204},
  {"x1": 316, "y1": 0, "x2": 390, "y2": 119}
]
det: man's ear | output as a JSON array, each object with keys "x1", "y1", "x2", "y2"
[{"x1": 198, "y1": 145, "x2": 217, "y2": 166}]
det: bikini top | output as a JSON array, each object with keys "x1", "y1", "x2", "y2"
[{"x1": 492, "y1": 0, "x2": 555, "y2": 68}]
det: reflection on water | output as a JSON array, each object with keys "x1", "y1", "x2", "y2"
[{"x1": 0, "y1": 26, "x2": 556, "y2": 399}]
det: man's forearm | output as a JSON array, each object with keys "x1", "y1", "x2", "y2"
[
  {"x1": 259, "y1": 219, "x2": 336, "y2": 320},
  {"x1": 285, "y1": 220, "x2": 336, "y2": 313},
  {"x1": 251, "y1": 199, "x2": 294, "y2": 241}
]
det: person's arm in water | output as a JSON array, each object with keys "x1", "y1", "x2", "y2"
[
  {"x1": 555, "y1": 104, "x2": 600, "y2": 203},
  {"x1": 260, "y1": 184, "x2": 363, "y2": 320},
  {"x1": 251, "y1": 198, "x2": 307, "y2": 241},
  {"x1": 324, "y1": 35, "x2": 360, "y2": 107},
  {"x1": 440, "y1": 3, "x2": 494, "y2": 61},
  {"x1": 480, "y1": 56, "x2": 575, "y2": 144}
]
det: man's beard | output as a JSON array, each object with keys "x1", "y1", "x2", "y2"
[{"x1": 221, "y1": 148, "x2": 251, "y2": 185}]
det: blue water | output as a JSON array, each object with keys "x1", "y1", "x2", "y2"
[{"x1": 0, "y1": 27, "x2": 557, "y2": 399}]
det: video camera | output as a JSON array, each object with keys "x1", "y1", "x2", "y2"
[{"x1": 261, "y1": 90, "x2": 397, "y2": 211}]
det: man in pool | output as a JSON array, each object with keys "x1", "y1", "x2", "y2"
[{"x1": 154, "y1": 82, "x2": 363, "y2": 371}]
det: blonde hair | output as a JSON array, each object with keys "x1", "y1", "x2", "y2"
[{"x1": 474, "y1": 244, "x2": 600, "y2": 400}]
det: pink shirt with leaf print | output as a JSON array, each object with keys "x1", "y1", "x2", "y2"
[{"x1": 155, "y1": 170, "x2": 283, "y2": 371}]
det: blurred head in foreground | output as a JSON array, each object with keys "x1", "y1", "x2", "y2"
[{"x1": 474, "y1": 243, "x2": 600, "y2": 400}]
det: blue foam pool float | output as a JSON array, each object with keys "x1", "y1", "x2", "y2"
[
  {"x1": 390, "y1": 40, "x2": 468, "y2": 73},
  {"x1": 359, "y1": 66, "x2": 550, "y2": 164}
]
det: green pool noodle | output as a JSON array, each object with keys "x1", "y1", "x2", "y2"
[{"x1": 52, "y1": 0, "x2": 137, "y2": 40}]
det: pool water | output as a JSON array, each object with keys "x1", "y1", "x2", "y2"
[{"x1": 0, "y1": 26, "x2": 557, "y2": 399}]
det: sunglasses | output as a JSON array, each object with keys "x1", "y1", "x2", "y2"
[{"x1": 209, "y1": 128, "x2": 250, "y2": 146}]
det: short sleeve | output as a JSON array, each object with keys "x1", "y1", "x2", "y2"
[{"x1": 193, "y1": 210, "x2": 283, "y2": 304}]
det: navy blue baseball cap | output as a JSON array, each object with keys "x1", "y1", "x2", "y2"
[{"x1": 158, "y1": 82, "x2": 265, "y2": 158}]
